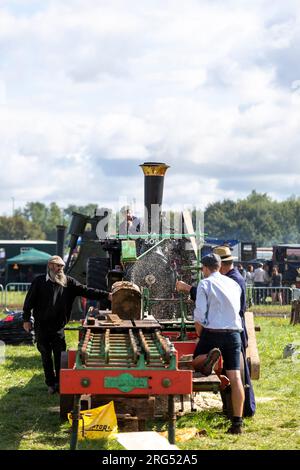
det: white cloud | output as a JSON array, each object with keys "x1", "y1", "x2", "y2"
[{"x1": 1, "y1": 0, "x2": 300, "y2": 216}]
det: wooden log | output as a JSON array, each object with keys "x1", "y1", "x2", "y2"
[{"x1": 111, "y1": 281, "x2": 141, "y2": 320}]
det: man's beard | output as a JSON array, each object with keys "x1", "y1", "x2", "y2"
[{"x1": 48, "y1": 267, "x2": 67, "y2": 287}]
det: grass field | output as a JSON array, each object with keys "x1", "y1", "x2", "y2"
[
  {"x1": 1, "y1": 292, "x2": 293, "y2": 316},
  {"x1": 0, "y1": 291, "x2": 28, "y2": 310},
  {"x1": 251, "y1": 305, "x2": 291, "y2": 316},
  {"x1": 0, "y1": 316, "x2": 299, "y2": 450}
]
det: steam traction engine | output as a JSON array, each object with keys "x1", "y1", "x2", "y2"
[{"x1": 59, "y1": 161, "x2": 260, "y2": 449}]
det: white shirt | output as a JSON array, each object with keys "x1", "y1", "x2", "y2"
[
  {"x1": 246, "y1": 271, "x2": 254, "y2": 285},
  {"x1": 194, "y1": 271, "x2": 242, "y2": 331},
  {"x1": 253, "y1": 267, "x2": 265, "y2": 283}
]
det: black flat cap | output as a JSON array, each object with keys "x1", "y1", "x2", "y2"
[{"x1": 201, "y1": 253, "x2": 221, "y2": 268}]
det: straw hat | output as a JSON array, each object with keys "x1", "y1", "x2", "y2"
[{"x1": 213, "y1": 246, "x2": 234, "y2": 262}]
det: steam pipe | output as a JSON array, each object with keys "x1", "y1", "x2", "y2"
[
  {"x1": 56, "y1": 225, "x2": 66, "y2": 259},
  {"x1": 65, "y1": 212, "x2": 88, "y2": 272},
  {"x1": 140, "y1": 162, "x2": 169, "y2": 234}
]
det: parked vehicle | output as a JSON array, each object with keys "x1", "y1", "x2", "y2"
[{"x1": 272, "y1": 244, "x2": 300, "y2": 287}]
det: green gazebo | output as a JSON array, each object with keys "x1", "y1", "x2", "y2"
[
  {"x1": 5, "y1": 248, "x2": 52, "y2": 284},
  {"x1": 7, "y1": 248, "x2": 52, "y2": 265}
]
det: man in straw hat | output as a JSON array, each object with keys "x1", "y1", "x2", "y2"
[
  {"x1": 177, "y1": 253, "x2": 245, "y2": 434},
  {"x1": 23, "y1": 255, "x2": 112, "y2": 395}
]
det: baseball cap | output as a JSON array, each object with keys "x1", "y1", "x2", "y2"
[{"x1": 201, "y1": 253, "x2": 221, "y2": 268}]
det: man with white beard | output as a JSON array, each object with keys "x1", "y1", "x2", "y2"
[{"x1": 23, "y1": 255, "x2": 112, "y2": 394}]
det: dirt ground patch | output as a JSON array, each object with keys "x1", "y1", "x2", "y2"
[{"x1": 155, "y1": 392, "x2": 222, "y2": 417}]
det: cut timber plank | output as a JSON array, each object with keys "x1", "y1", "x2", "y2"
[
  {"x1": 245, "y1": 311, "x2": 260, "y2": 380},
  {"x1": 134, "y1": 319, "x2": 161, "y2": 328},
  {"x1": 96, "y1": 320, "x2": 134, "y2": 328},
  {"x1": 192, "y1": 372, "x2": 220, "y2": 392},
  {"x1": 116, "y1": 431, "x2": 179, "y2": 450},
  {"x1": 107, "y1": 313, "x2": 122, "y2": 323}
]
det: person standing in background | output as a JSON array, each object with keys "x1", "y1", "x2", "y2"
[
  {"x1": 271, "y1": 265, "x2": 283, "y2": 305},
  {"x1": 246, "y1": 265, "x2": 254, "y2": 286},
  {"x1": 253, "y1": 262, "x2": 265, "y2": 304},
  {"x1": 237, "y1": 263, "x2": 247, "y2": 280}
]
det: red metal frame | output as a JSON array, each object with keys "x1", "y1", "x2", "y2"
[
  {"x1": 60, "y1": 367, "x2": 192, "y2": 395},
  {"x1": 173, "y1": 341, "x2": 195, "y2": 359},
  {"x1": 68, "y1": 349, "x2": 77, "y2": 369},
  {"x1": 162, "y1": 331, "x2": 198, "y2": 341},
  {"x1": 60, "y1": 340, "x2": 194, "y2": 396}
]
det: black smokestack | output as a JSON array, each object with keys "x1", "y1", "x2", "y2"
[
  {"x1": 140, "y1": 162, "x2": 169, "y2": 234},
  {"x1": 65, "y1": 212, "x2": 88, "y2": 272},
  {"x1": 68, "y1": 212, "x2": 88, "y2": 251},
  {"x1": 56, "y1": 225, "x2": 66, "y2": 259}
]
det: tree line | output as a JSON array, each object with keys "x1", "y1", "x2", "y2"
[
  {"x1": 204, "y1": 191, "x2": 300, "y2": 246},
  {"x1": 0, "y1": 202, "x2": 97, "y2": 240},
  {"x1": 0, "y1": 192, "x2": 300, "y2": 246}
]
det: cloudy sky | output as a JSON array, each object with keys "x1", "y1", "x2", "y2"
[{"x1": 1, "y1": 0, "x2": 300, "y2": 217}]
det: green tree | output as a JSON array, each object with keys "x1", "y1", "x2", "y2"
[
  {"x1": 20, "y1": 202, "x2": 64, "y2": 240},
  {"x1": 0, "y1": 216, "x2": 45, "y2": 239},
  {"x1": 204, "y1": 191, "x2": 300, "y2": 246},
  {"x1": 45, "y1": 203, "x2": 64, "y2": 240},
  {"x1": 19, "y1": 202, "x2": 99, "y2": 240}
]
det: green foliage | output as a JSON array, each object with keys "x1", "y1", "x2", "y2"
[
  {"x1": 16, "y1": 202, "x2": 98, "y2": 240},
  {"x1": 0, "y1": 215, "x2": 45, "y2": 240},
  {"x1": 205, "y1": 191, "x2": 300, "y2": 245},
  {"x1": 20, "y1": 202, "x2": 64, "y2": 241}
]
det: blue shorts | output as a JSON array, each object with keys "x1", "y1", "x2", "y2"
[{"x1": 193, "y1": 330, "x2": 242, "y2": 371}]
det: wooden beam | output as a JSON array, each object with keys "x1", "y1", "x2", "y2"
[{"x1": 245, "y1": 311, "x2": 260, "y2": 380}]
